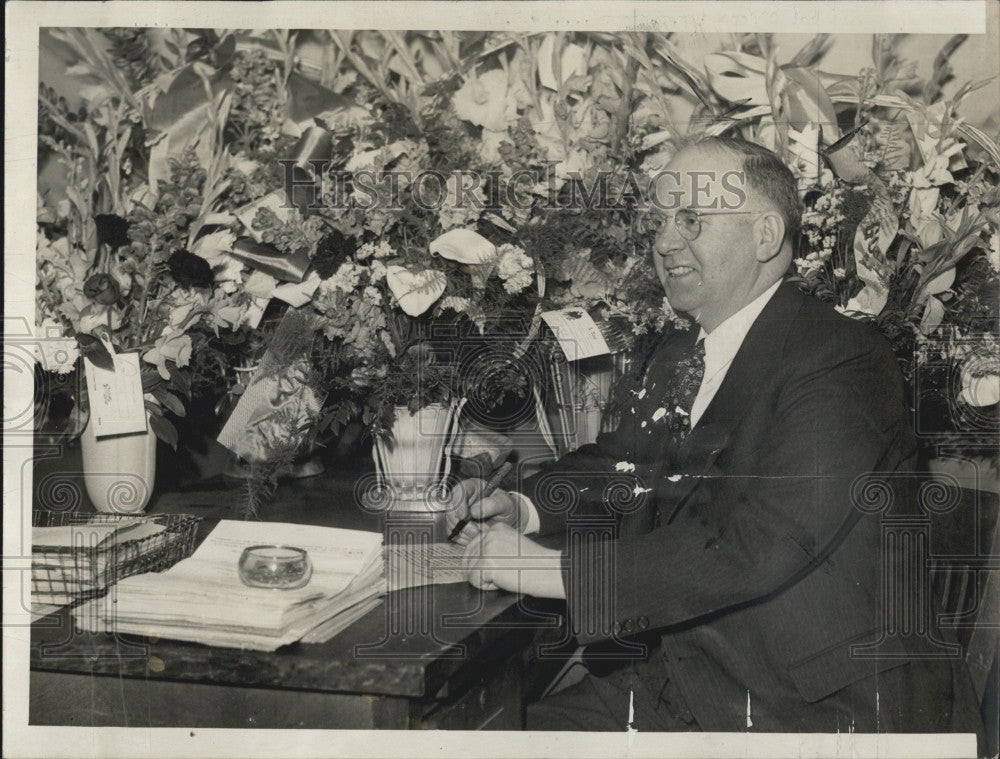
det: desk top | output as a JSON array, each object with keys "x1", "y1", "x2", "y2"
[
  {"x1": 30, "y1": 445, "x2": 563, "y2": 700},
  {"x1": 32, "y1": 583, "x2": 537, "y2": 698}
]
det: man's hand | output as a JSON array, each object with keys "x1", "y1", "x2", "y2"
[
  {"x1": 443, "y1": 478, "x2": 523, "y2": 545},
  {"x1": 462, "y1": 523, "x2": 565, "y2": 598}
]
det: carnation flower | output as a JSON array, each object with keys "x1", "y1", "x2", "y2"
[
  {"x1": 94, "y1": 213, "x2": 131, "y2": 250},
  {"x1": 502, "y1": 272, "x2": 532, "y2": 295},
  {"x1": 167, "y1": 249, "x2": 214, "y2": 289},
  {"x1": 324, "y1": 262, "x2": 363, "y2": 294},
  {"x1": 369, "y1": 260, "x2": 388, "y2": 282},
  {"x1": 439, "y1": 296, "x2": 471, "y2": 313},
  {"x1": 362, "y1": 286, "x2": 382, "y2": 307},
  {"x1": 313, "y1": 229, "x2": 357, "y2": 279},
  {"x1": 496, "y1": 244, "x2": 534, "y2": 295},
  {"x1": 244, "y1": 270, "x2": 278, "y2": 298},
  {"x1": 357, "y1": 240, "x2": 395, "y2": 260}
]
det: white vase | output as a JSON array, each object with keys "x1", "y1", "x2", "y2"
[
  {"x1": 80, "y1": 413, "x2": 157, "y2": 514},
  {"x1": 373, "y1": 402, "x2": 463, "y2": 509}
]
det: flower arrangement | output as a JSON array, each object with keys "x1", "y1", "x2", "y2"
[
  {"x1": 35, "y1": 28, "x2": 999, "y2": 471},
  {"x1": 35, "y1": 28, "x2": 252, "y2": 445}
]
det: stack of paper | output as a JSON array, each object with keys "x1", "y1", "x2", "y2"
[
  {"x1": 73, "y1": 520, "x2": 384, "y2": 651},
  {"x1": 33, "y1": 518, "x2": 140, "y2": 550},
  {"x1": 32, "y1": 518, "x2": 167, "y2": 606}
]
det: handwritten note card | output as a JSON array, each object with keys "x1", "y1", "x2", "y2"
[
  {"x1": 83, "y1": 352, "x2": 147, "y2": 437},
  {"x1": 541, "y1": 307, "x2": 611, "y2": 361}
]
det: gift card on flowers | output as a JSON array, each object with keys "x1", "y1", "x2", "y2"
[
  {"x1": 83, "y1": 352, "x2": 147, "y2": 438},
  {"x1": 541, "y1": 308, "x2": 611, "y2": 361}
]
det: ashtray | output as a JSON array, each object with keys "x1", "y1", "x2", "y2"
[{"x1": 238, "y1": 545, "x2": 313, "y2": 589}]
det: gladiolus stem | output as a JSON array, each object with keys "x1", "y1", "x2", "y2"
[{"x1": 136, "y1": 234, "x2": 157, "y2": 347}]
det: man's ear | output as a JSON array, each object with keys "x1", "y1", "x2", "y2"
[{"x1": 754, "y1": 212, "x2": 785, "y2": 263}]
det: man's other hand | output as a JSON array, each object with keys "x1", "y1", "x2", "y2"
[{"x1": 462, "y1": 523, "x2": 565, "y2": 598}]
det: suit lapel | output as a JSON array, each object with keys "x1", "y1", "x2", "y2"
[
  {"x1": 696, "y1": 281, "x2": 801, "y2": 431},
  {"x1": 658, "y1": 281, "x2": 804, "y2": 524}
]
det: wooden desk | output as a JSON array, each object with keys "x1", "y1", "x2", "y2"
[{"x1": 29, "y1": 446, "x2": 567, "y2": 730}]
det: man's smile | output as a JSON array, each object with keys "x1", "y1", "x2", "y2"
[{"x1": 666, "y1": 265, "x2": 698, "y2": 278}]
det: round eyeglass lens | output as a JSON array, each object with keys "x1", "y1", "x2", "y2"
[{"x1": 675, "y1": 209, "x2": 702, "y2": 240}]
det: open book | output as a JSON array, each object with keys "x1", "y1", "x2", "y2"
[
  {"x1": 74, "y1": 520, "x2": 385, "y2": 651},
  {"x1": 71, "y1": 520, "x2": 475, "y2": 650}
]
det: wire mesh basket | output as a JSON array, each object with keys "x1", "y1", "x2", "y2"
[{"x1": 31, "y1": 512, "x2": 200, "y2": 605}]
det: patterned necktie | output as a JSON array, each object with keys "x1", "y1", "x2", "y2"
[{"x1": 668, "y1": 338, "x2": 706, "y2": 438}]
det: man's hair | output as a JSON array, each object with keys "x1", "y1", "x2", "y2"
[{"x1": 687, "y1": 136, "x2": 802, "y2": 247}]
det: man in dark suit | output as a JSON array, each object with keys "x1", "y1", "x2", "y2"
[{"x1": 446, "y1": 137, "x2": 983, "y2": 736}]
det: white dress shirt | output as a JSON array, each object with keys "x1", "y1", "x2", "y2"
[{"x1": 517, "y1": 279, "x2": 783, "y2": 534}]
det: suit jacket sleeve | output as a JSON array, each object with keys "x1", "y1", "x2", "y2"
[{"x1": 551, "y1": 318, "x2": 915, "y2": 645}]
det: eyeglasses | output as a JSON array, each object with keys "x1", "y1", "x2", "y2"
[{"x1": 636, "y1": 208, "x2": 761, "y2": 242}]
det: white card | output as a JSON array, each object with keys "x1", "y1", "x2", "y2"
[
  {"x1": 541, "y1": 308, "x2": 611, "y2": 361},
  {"x1": 83, "y1": 352, "x2": 148, "y2": 438}
]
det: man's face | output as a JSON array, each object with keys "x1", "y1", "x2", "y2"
[{"x1": 651, "y1": 147, "x2": 768, "y2": 332}]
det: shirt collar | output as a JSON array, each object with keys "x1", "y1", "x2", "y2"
[{"x1": 697, "y1": 279, "x2": 782, "y2": 366}]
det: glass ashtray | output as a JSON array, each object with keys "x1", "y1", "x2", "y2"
[{"x1": 238, "y1": 545, "x2": 313, "y2": 589}]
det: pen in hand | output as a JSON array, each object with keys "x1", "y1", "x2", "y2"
[{"x1": 447, "y1": 461, "x2": 513, "y2": 542}]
